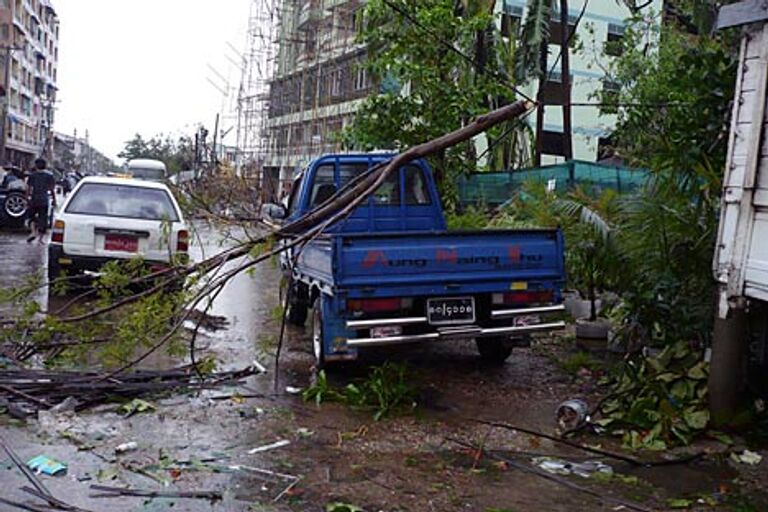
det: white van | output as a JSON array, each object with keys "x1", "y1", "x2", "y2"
[{"x1": 126, "y1": 159, "x2": 167, "y2": 181}]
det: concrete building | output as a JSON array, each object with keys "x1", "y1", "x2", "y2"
[
  {"x1": 263, "y1": 0, "x2": 659, "y2": 194},
  {"x1": 0, "y1": 0, "x2": 59, "y2": 166},
  {"x1": 52, "y1": 131, "x2": 113, "y2": 174}
]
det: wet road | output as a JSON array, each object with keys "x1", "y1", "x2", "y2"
[{"x1": 2, "y1": 223, "x2": 763, "y2": 511}]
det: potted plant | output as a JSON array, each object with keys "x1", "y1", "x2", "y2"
[{"x1": 558, "y1": 192, "x2": 617, "y2": 342}]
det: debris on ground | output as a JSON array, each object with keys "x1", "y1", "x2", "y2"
[
  {"x1": 556, "y1": 398, "x2": 590, "y2": 431},
  {"x1": 114, "y1": 441, "x2": 139, "y2": 454},
  {"x1": 247, "y1": 439, "x2": 290, "y2": 454},
  {"x1": 0, "y1": 364, "x2": 257, "y2": 416},
  {"x1": 89, "y1": 484, "x2": 223, "y2": 501},
  {"x1": 27, "y1": 454, "x2": 67, "y2": 476},
  {"x1": 730, "y1": 449, "x2": 763, "y2": 466},
  {"x1": 117, "y1": 398, "x2": 156, "y2": 418},
  {"x1": 285, "y1": 386, "x2": 302, "y2": 395},
  {"x1": 532, "y1": 457, "x2": 613, "y2": 478}
]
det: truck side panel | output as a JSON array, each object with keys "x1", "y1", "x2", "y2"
[
  {"x1": 714, "y1": 23, "x2": 768, "y2": 309},
  {"x1": 336, "y1": 230, "x2": 564, "y2": 295}
]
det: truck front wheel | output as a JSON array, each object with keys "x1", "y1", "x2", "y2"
[
  {"x1": 476, "y1": 337, "x2": 513, "y2": 364},
  {"x1": 311, "y1": 297, "x2": 327, "y2": 369}
]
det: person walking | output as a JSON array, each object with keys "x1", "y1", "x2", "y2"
[{"x1": 26, "y1": 158, "x2": 56, "y2": 244}]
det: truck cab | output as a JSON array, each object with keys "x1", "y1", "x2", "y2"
[{"x1": 280, "y1": 153, "x2": 445, "y2": 233}]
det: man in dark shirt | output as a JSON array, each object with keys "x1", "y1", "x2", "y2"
[{"x1": 26, "y1": 158, "x2": 56, "y2": 243}]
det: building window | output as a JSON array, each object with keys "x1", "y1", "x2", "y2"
[
  {"x1": 605, "y1": 23, "x2": 625, "y2": 57},
  {"x1": 330, "y1": 69, "x2": 342, "y2": 97},
  {"x1": 500, "y1": 6, "x2": 522, "y2": 38},
  {"x1": 601, "y1": 79, "x2": 621, "y2": 113},
  {"x1": 354, "y1": 65, "x2": 367, "y2": 91}
]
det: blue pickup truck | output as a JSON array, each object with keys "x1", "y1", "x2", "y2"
[{"x1": 265, "y1": 154, "x2": 566, "y2": 367}]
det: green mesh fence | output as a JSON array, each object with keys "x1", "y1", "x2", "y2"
[{"x1": 458, "y1": 160, "x2": 650, "y2": 208}]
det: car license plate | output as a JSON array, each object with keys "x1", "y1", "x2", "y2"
[
  {"x1": 427, "y1": 296, "x2": 475, "y2": 325},
  {"x1": 104, "y1": 234, "x2": 138, "y2": 252}
]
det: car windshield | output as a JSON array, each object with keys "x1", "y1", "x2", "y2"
[
  {"x1": 66, "y1": 183, "x2": 179, "y2": 221},
  {"x1": 129, "y1": 168, "x2": 165, "y2": 180}
]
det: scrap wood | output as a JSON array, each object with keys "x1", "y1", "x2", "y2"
[
  {"x1": 89, "y1": 484, "x2": 222, "y2": 501},
  {"x1": 0, "y1": 496, "x2": 52, "y2": 512},
  {"x1": 447, "y1": 437, "x2": 654, "y2": 512},
  {"x1": 0, "y1": 364, "x2": 258, "y2": 414}
]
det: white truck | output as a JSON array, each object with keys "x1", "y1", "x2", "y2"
[{"x1": 712, "y1": 6, "x2": 768, "y2": 402}]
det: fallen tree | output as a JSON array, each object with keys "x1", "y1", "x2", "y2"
[{"x1": 0, "y1": 100, "x2": 535, "y2": 390}]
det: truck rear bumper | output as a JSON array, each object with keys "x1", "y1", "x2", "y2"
[{"x1": 345, "y1": 304, "x2": 566, "y2": 347}]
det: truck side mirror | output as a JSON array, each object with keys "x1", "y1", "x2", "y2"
[{"x1": 262, "y1": 203, "x2": 287, "y2": 220}]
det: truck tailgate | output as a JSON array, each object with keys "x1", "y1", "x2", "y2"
[{"x1": 336, "y1": 230, "x2": 564, "y2": 290}]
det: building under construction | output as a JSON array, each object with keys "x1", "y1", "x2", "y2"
[
  {"x1": 262, "y1": 0, "x2": 368, "y2": 201},
  {"x1": 258, "y1": 0, "x2": 661, "y2": 202}
]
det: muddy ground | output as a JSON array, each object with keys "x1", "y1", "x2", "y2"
[{"x1": 1, "y1": 228, "x2": 767, "y2": 512}]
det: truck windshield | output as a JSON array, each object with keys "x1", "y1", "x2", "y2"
[{"x1": 337, "y1": 163, "x2": 430, "y2": 207}]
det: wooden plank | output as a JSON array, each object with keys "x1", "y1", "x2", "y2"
[
  {"x1": 716, "y1": 0, "x2": 768, "y2": 29},
  {"x1": 746, "y1": 23, "x2": 766, "y2": 58},
  {"x1": 735, "y1": 90, "x2": 762, "y2": 124}
]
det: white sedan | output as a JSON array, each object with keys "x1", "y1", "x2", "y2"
[{"x1": 47, "y1": 176, "x2": 189, "y2": 281}]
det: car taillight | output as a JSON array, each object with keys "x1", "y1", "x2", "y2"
[
  {"x1": 51, "y1": 220, "x2": 64, "y2": 243},
  {"x1": 492, "y1": 290, "x2": 554, "y2": 305},
  {"x1": 347, "y1": 297, "x2": 412, "y2": 313},
  {"x1": 176, "y1": 230, "x2": 189, "y2": 252}
]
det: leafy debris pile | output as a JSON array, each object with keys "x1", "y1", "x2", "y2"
[{"x1": 596, "y1": 341, "x2": 709, "y2": 450}]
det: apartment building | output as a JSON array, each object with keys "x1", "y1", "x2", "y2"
[
  {"x1": 497, "y1": 0, "x2": 662, "y2": 164},
  {"x1": 263, "y1": 0, "x2": 659, "y2": 195},
  {"x1": 0, "y1": 0, "x2": 59, "y2": 166}
]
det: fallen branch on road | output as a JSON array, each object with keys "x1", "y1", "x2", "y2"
[{"x1": 89, "y1": 484, "x2": 222, "y2": 501}]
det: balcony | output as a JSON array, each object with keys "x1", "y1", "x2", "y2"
[{"x1": 297, "y1": 0, "x2": 321, "y2": 30}]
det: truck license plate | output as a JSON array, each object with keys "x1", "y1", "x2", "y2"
[
  {"x1": 427, "y1": 297, "x2": 475, "y2": 325},
  {"x1": 104, "y1": 234, "x2": 138, "y2": 252}
]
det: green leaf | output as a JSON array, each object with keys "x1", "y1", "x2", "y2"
[
  {"x1": 666, "y1": 498, "x2": 693, "y2": 509},
  {"x1": 326, "y1": 503, "x2": 365, "y2": 512},
  {"x1": 683, "y1": 408, "x2": 709, "y2": 430},
  {"x1": 118, "y1": 398, "x2": 156, "y2": 418},
  {"x1": 686, "y1": 361, "x2": 708, "y2": 380}
]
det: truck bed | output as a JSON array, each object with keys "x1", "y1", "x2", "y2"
[{"x1": 297, "y1": 229, "x2": 565, "y2": 297}]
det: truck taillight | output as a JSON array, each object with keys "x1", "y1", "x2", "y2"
[
  {"x1": 492, "y1": 290, "x2": 554, "y2": 305},
  {"x1": 347, "y1": 297, "x2": 413, "y2": 313},
  {"x1": 51, "y1": 220, "x2": 64, "y2": 243},
  {"x1": 176, "y1": 230, "x2": 189, "y2": 252}
]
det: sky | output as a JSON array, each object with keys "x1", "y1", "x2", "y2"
[{"x1": 54, "y1": 0, "x2": 252, "y2": 163}]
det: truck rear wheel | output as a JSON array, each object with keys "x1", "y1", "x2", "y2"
[
  {"x1": 476, "y1": 337, "x2": 513, "y2": 364},
  {"x1": 311, "y1": 297, "x2": 327, "y2": 369},
  {"x1": 279, "y1": 277, "x2": 308, "y2": 326}
]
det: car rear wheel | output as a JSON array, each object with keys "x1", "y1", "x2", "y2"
[
  {"x1": 476, "y1": 336, "x2": 513, "y2": 364},
  {"x1": 311, "y1": 297, "x2": 327, "y2": 369}
]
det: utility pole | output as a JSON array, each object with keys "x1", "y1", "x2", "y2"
[{"x1": 533, "y1": 41, "x2": 547, "y2": 167}]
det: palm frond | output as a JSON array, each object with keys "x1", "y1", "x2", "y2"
[{"x1": 514, "y1": 0, "x2": 553, "y2": 82}]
